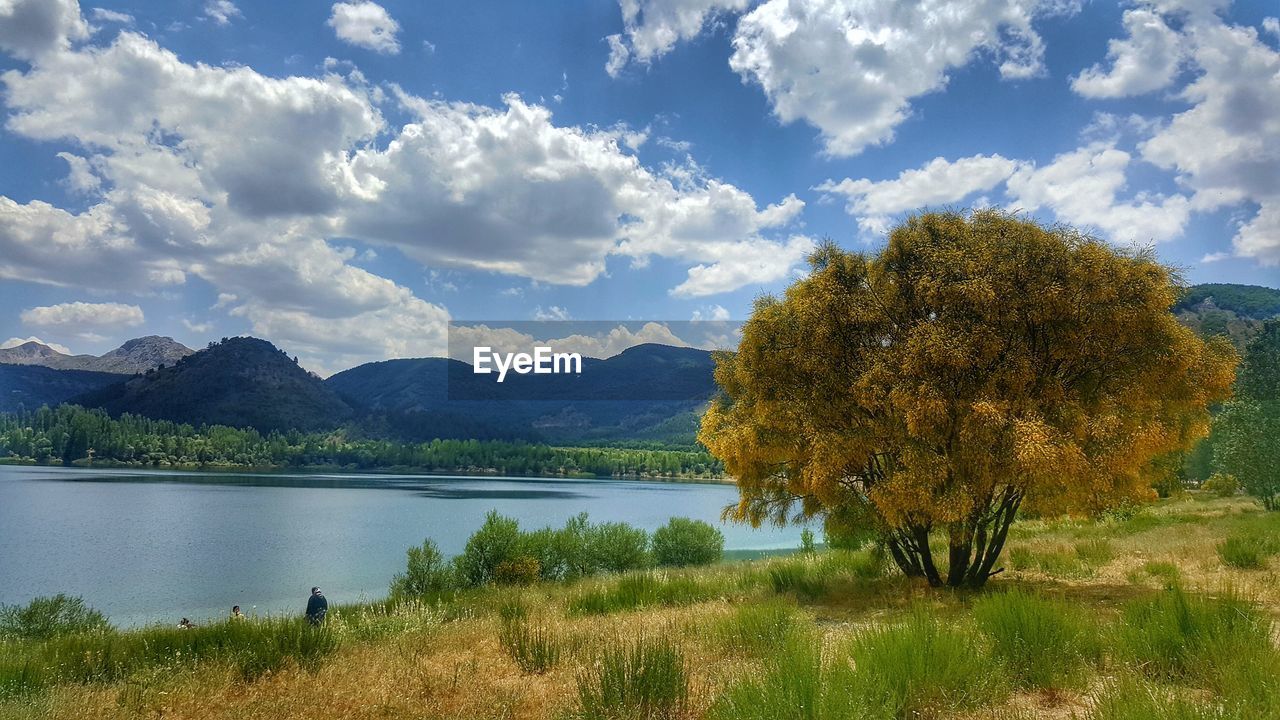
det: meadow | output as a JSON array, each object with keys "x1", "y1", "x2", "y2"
[{"x1": 2, "y1": 492, "x2": 1279, "y2": 720}]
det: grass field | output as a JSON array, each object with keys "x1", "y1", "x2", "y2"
[{"x1": 3, "y1": 493, "x2": 1279, "y2": 720}]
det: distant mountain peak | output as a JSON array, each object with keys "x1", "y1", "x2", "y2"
[
  {"x1": 0, "y1": 336, "x2": 192, "y2": 374},
  {"x1": 73, "y1": 335, "x2": 351, "y2": 433}
]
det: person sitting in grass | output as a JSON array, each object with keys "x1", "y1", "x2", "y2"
[
  {"x1": 305, "y1": 587, "x2": 327, "y2": 626},
  {"x1": 230, "y1": 605, "x2": 245, "y2": 621},
  {"x1": 178, "y1": 617, "x2": 195, "y2": 630}
]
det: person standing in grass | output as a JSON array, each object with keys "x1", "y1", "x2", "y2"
[{"x1": 305, "y1": 587, "x2": 327, "y2": 626}]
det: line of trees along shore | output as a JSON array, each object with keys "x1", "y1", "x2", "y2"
[{"x1": 0, "y1": 405, "x2": 724, "y2": 479}]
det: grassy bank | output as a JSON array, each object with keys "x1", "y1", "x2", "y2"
[{"x1": 3, "y1": 494, "x2": 1279, "y2": 720}]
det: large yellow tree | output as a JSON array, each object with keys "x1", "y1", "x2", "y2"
[{"x1": 699, "y1": 211, "x2": 1237, "y2": 588}]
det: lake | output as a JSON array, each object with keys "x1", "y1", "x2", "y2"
[{"x1": 0, "y1": 465, "x2": 803, "y2": 627}]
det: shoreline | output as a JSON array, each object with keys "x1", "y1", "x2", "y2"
[{"x1": 0, "y1": 457, "x2": 734, "y2": 485}]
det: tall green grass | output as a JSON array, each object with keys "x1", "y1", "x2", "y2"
[
  {"x1": 847, "y1": 609, "x2": 1006, "y2": 719},
  {"x1": 707, "y1": 632, "x2": 862, "y2": 720},
  {"x1": 1090, "y1": 677, "x2": 1231, "y2": 720},
  {"x1": 575, "y1": 635, "x2": 689, "y2": 720},
  {"x1": 766, "y1": 549, "x2": 884, "y2": 600},
  {"x1": 712, "y1": 600, "x2": 802, "y2": 656},
  {"x1": 1216, "y1": 532, "x2": 1279, "y2": 569},
  {"x1": 971, "y1": 590, "x2": 1099, "y2": 688},
  {"x1": 0, "y1": 616, "x2": 337, "y2": 698},
  {"x1": 567, "y1": 573, "x2": 722, "y2": 616},
  {"x1": 498, "y1": 614, "x2": 561, "y2": 674},
  {"x1": 1113, "y1": 585, "x2": 1272, "y2": 685}
]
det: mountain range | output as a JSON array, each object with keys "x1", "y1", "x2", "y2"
[
  {"x1": 2, "y1": 282, "x2": 1276, "y2": 441},
  {"x1": 0, "y1": 336, "x2": 192, "y2": 374}
]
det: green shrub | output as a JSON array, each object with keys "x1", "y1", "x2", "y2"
[
  {"x1": 498, "y1": 615, "x2": 560, "y2": 674},
  {"x1": 971, "y1": 590, "x2": 1099, "y2": 688},
  {"x1": 588, "y1": 522, "x2": 653, "y2": 573},
  {"x1": 1201, "y1": 472, "x2": 1240, "y2": 498},
  {"x1": 455, "y1": 511, "x2": 524, "y2": 586},
  {"x1": 494, "y1": 555, "x2": 542, "y2": 585},
  {"x1": 800, "y1": 528, "x2": 817, "y2": 554},
  {"x1": 847, "y1": 609, "x2": 1006, "y2": 718},
  {"x1": 652, "y1": 518, "x2": 724, "y2": 568},
  {"x1": 1113, "y1": 585, "x2": 1272, "y2": 683},
  {"x1": 575, "y1": 636, "x2": 689, "y2": 720},
  {"x1": 390, "y1": 539, "x2": 455, "y2": 597},
  {"x1": 0, "y1": 595, "x2": 110, "y2": 641},
  {"x1": 555, "y1": 513, "x2": 596, "y2": 580}
]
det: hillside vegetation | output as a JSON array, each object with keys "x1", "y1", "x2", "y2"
[
  {"x1": 2, "y1": 493, "x2": 1278, "y2": 720},
  {"x1": 1174, "y1": 283, "x2": 1280, "y2": 350},
  {"x1": 0, "y1": 405, "x2": 723, "y2": 478}
]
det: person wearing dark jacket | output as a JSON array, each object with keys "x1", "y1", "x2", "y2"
[{"x1": 305, "y1": 587, "x2": 328, "y2": 625}]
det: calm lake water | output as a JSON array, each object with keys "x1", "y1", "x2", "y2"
[{"x1": 0, "y1": 465, "x2": 802, "y2": 627}]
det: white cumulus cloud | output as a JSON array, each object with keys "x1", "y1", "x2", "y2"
[
  {"x1": 1071, "y1": 8, "x2": 1183, "y2": 98},
  {"x1": 328, "y1": 1, "x2": 401, "y2": 55},
  {"x1": 203, "y1": 0, "x2": 240, "y2": 26},
  {"x1": 817, "y1": 155, "x2": 1020, "y2": 235},
  {"x1": 1006, "y1": 143, "x2": 1192, "y2": 243},
  {"x1": 21, "y1": 301, "x2": 144, "y2": 329},
  {"x1": 729, "y1": 0, "x2": 1063, "y2": 157},
  {"x1": 606, "y1": 0, "x2": 749, "y2": 76}
]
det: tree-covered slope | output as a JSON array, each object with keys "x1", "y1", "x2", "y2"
[{"x1": 73, "y1": 337, "x2": 352, "y2": 433}]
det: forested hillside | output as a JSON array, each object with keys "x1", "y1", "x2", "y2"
[
  {"x1": 1174, "y1": 283, "x2": 1280, "y2": 350},
  {"x1": 0, "y1": 404, "x2": 722, "y2": 478}
]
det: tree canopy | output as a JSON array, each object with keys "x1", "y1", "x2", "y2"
[
  {"x1": 1214, "y1": 319, "x2": 1280, "y2": 510},
  {"x1": 699, "y1": 210, "x2": 1237, "y2": 587}
]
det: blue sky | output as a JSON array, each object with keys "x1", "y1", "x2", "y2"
[{"x1": 0, "y1": 0, "x2": 1276, "y2": 373}]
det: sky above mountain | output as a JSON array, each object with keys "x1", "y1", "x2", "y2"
[{"x1": 0, "y1": 0, "x2": 1277, "y2": 374}]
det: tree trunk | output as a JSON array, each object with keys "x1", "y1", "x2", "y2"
[{"x1": 879, "y1": 491, "x2": 1022, "y2": 589}]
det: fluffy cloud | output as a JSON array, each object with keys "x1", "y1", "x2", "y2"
[
  {"x1": 728, "y1": 0, "x2": 1062, "y2": 156},
  {"x1": 670, "y1": 234, "x2": 814, "y2": 297},
  {"x1": 1006, "y1": 143, "x2": 1191, "y2": 243},
  {"x1": 328, "y1": 1, "x2": 400, "y2": 55},
  {"x1": 1, "y1": 336, "x2": 73, "y2": 354},
  {"x1": 1071, "y1": 8, "x2": 1183, "y2": 98},
  {"x1": 21, "y1": 301, "x2": 144, "y2": 329},
  {"x1": 606, "y1": 0, "x2": 1069, "y2": 156},
  {"x1": 449, "y1": 321, "x2": 693, "y2": 361},
  {"x1": 0, "y1": 3, "x2": 809, "y2": 368},
  {"x1": 606, "y1": 0, "x2": 749, "y2": 76},
  {"x1": 817, "y1": 155, "x2": 1019, "y2": 234},
  {"x1": 89, "y1": 8, "x2": 133, "y2": 25},
  {"x1": 1136, "y1": 12, "x2": 1280, "y2": 264},
  {"x1": 690, "y1": 304, "x2": 729, "y2": 321},
  {"x1": 341, "y1": 91, "x2": 804, "y2": 287},
  {"x1": 0, "y1": 0, "x2": 88, "y2": 60},
  {"x1": 55, "y1": 152, "x2": 100, "y2": 194},
  {"x1": 203, "y1": 0, "x2": 240, "y2": 26},
  {"x1": 818, "y1": 144, "x2": 1196, "y2": 246}
]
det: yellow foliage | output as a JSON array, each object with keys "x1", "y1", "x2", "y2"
[{"x1": 699, "y1": 210, "x2": 1238, "y2": 586}]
